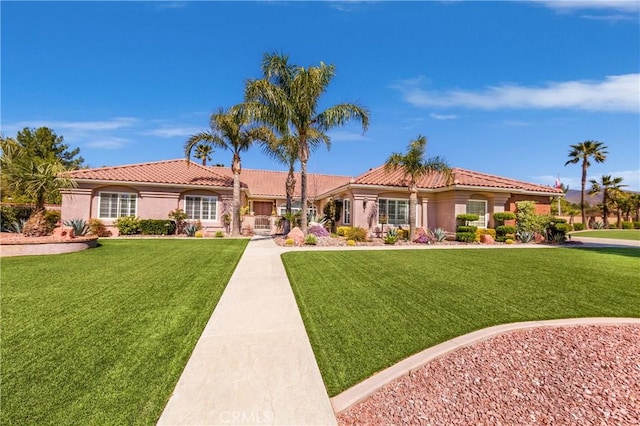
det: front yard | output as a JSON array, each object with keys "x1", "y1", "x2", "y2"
[
  {"x1": 1, "y1": 239, "x2": 248, "y2": 425},
  {"x1": 283, "y1": 247, "x2": 640, "y2": 396}
]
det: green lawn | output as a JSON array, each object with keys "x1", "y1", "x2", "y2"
[
  {"x1": 1, "y1": 239, "x2": 248, "y2": 425},
  {"x1": 283, "y1": 247, "x2": 640, "y2": 396},
  {"x1": 571, "y1": 229, "x2": 640, "y2": 240}
]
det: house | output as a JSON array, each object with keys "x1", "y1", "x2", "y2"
[{"x1": 61, "y1": 158, "x2": 562, "y2": 235}]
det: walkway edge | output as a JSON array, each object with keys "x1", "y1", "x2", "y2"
[{"x1": 330, "y1": 317, "x2": 640, "y2": 415}]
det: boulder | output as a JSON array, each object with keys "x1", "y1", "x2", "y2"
[
  {"x1": 287, "y1": 227, "x2": 305, "y2": 245},
  {"x1": 480, "y1": 234, "x2": 495, "y2": 244},
  {"x1": 534, "y1": 233, "x2": 546, "y2": 243},
  {"x1": 52, "y1": 226, "x2": 75, "y2": 239}
]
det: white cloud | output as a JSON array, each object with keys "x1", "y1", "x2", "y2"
[
  {"x1": 144, "y1": 126, "x2": 203, "y2": 138},
  {"x1": 533, "y1": 1, "x2": 640, "y2": 12},
  {"x1": 430, "y1": 113, "x2": 458, "y2": 120},
  {"x1": 85, "y1": 137, "x2": 130, "y2": 149},
  {"x1": 327, "y1": 130, "x2": 369, "y2": 142},
  {"x1": 2, "y1": 117, "x2": 138, "y2": 135},
  {"x1": 393, "y1": 74, "x2": 640, "y2": 113}
]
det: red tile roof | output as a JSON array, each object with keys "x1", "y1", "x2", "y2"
[
  {"x1": 353, "y1": 165, "x2": 563, "y2": 194},
  {"x1": 210, "y1": 167, "x2": 351, "y2": 198},
  {"x1": 67, "y1": 159, "x2": 236, "y2": 188}
]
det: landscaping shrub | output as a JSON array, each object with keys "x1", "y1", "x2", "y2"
[
  {"x1": 573, "y1": 222, "x2": 585, "y2": 231},
  {"x1": 346, "y1": 239, "x2": 356, "y2": 246},
  {"x1": 195, "y1": 230, "x2": 204, "y2": 238},
  {"x1": 396, "y1": 229, "x2": 408, "y2": 240},
  {"x1": 215, "y1": 231, "x2": 225, "y2": 238},
  {"x1": 456, "y1": 225, "x2": 477, "y2": 233},
  {"x1": 384, "y1": 229, "x2": 398, "y2": 245},
  {"x1": 456, "y1": 213, "x2": 480, "y2": 225},
  {"x1": 515, "y1": 201, "x2": 539, "y2": 234},
  {"x1": 345, "y1": 227, "x2": 367, "y2": 242},
  {"x1": 621, "y1": 221, "x2": 633, "y2": 229},
  {"x1": 475, "y1": 228, "x2": 496, "y2": 242},
  {"x1": 634, "y1": 221, "x2": 640, "y2": 229},
  {"x1": 88, "y1": 218, "x2": 111, "y2": 237},
  {"x1": 63, "y1": 218, "x2": 89, "y2": 236},
  {"x1": 168, "y1": 209, "x2": 188, "y2": 235},
  {"x1": 308, "y1": 224, "x2": 329, "y2": 237},
  {"x1": 0, "y1": 205, "x2": 33, "y2": 231},
  {"x1": 590, "y1": 221, "x2": 605, "y2": 229},
  {"x1": 413, "y1": 234, "x2": 431, "y2": 244},
  {"x1": 185, "y1": 223, "x2": 198, "y2": 237},
  {"x1": 455, "y1": 232, "x2": 476, "y2": 242},
  {"x1": 495, "y1": 225, "x2": 516, "y2": 236},
  {"x1": 115, "y1": 216, "x2": 141, "y2": 235},
  {"x1": 336, "y1": 226, "x2": 351, "y2": 237},
  {"x1": 304, "y1": 234, "x2": 317, "y2": 245},
  {"x1": 139, "y1": 219, "x2": 175, "y2": 235},
  {"x1": 607, "y1": 223, "x2": 617, "y2": 229},
  {"x1": 44, "y1": 210, "x2": 61, "y2": 231},
  {"x1": 493, "y1": 211, "x2": 516, "y2": 226},
  {"x1": 516, "y1": 230, "x2": 535, "y2": 243},
  {"x1": 285, "y1": 238, "x2": 294, "y2": 246},
  {"x1": 505, "y1": 238, "x2": 514, "y2": 244}
]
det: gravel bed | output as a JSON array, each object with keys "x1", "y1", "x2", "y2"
[{"x1": 338, "y1": 325, "x2": 640, "y2": 425}]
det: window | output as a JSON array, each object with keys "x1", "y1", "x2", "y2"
[
  {"x1": 277, "y1": 201, "x2": 318, "y2": 219},
  {"x1": 99, "y1": 192, "x2": 137, "y2": 218},
  {"x1": 466, "y1": 199, "x2": 487, "y2": 228},
  {"x1": 185, "y1": 196, "x2": 218, "y2": 220},
  {"x1": 378, "y1": 199, "x2": 409, "y2": 225},
  {"x1": 343, "y1": 199, "x2": 351, "y2": 225}
]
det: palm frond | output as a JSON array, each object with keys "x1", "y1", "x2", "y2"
[{"x1": 315, "y1": 103, "x2": 370, "y2": 132}]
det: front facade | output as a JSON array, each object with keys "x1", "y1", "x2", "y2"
[{"x1": 62, "y1": 159, "x2": 562, "y2": 235}]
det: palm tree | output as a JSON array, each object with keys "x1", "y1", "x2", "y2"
[
  {"x1": 0, "y1": 138, "x2": 75, "y2": 213},
  {"x1": 564, "y1": 140, "x2": 608, "y2": 228},
  {"x1": 185, "y1": 106, "x2": 274, "y2": 236},
  {"x1": 193, "y1": 144, "x2": 213, "y2": 166},
  {"x1": 588, "y1": 175, "x2": 625, "y2": 227},
  {"x1": 261, "y1": 134, "x2": 299, "y2": 235},
  {"x1": 384, "y1": 135, "x2": 451, "y2": 240},
  {"x1": 244, "y1": 52, "x2": 369, "y2": 233}
]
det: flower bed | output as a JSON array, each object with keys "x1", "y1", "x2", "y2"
[{"x1": 0, "y1": 233, "x2": 99, "y2": 257}]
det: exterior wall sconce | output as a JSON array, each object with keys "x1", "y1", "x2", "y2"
[{"x1": 363, "y1": 197, "x2": 368, "y2": 210}]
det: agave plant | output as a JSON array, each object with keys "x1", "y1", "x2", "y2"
[
  {"x1": 590, "y1": 220, "x2": 605, "y2": 230},
  {"x1": 384, "y1": 228, "x2": 398, "y2": 245},
  {"x1": 184, "y1": 223, "x2": 198, "y2": 237},
  {"x1": 431, "y1": 228, "x2": 447, "y2": 242},
  {"x1": 3, "y1": 219, "x2": 27, "y2": 233},
  {"x1": 63, "y1": 218, "x2": 90, "y2": 236},
  {"x1": 517, "y1": 230, "x2": 535, "y2": 243}
]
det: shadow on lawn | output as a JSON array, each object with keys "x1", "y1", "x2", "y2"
[{"x1": 570, "y1": 246, "x2": 640, "y2": 259}]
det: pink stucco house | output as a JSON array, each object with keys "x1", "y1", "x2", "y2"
[{"x1": 61, "y1": 158, "x2": 562, "y2": 235}]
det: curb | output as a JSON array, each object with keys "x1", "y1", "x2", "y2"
[{"x1": 330, "y1": 317, "x2": 640, "y2": 415}]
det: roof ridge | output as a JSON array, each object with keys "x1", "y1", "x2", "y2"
[{"x1": 210, "y1": 166, "x2": 352, "y2": 179}]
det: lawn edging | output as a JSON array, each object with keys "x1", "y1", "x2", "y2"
[{"x1": 330, "y1": 317, "x2": 640, "y2": 415}]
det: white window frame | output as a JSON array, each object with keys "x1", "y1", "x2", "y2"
[
  {"x1": 378, "y1": 198, "x2": 409, "y2": 226},
  {"x1": 185, "y1": 195, "x2": 218, "y2": 221},
  {"x1": 99, "y1": 192, "x2": 137, "y2": 219},
  {"x1": 466, "y1": 199, "x2": 488, "y2": 228},
  {"x1": 343, "y1": 199, "x2": 351, "y2": 225},
  {"x1": 277, "y1": 201, "x2": 318, "y2": 218}
]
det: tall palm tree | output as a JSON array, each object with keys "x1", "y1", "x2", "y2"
[
  {"x1": 193, "y1": 144, "x2": 213, "y2": 166},
  {"x1": 261, "y1": 134, "x2": 299, "y2": 234},
  {"x1": 588, "y1": 175, "x2": 625, "y2": 227},
  {"x1": 384, "y1": 135, "x2": 451, "y2": 240},
  {"x1": 564, "y1": 140, "x2": 608, "y2": 228},
  {"x1": 244, "y1": 52, "x2": 369, "y2": 233},
  {"x1": 185, "y1": 106, "x2": 274, "y2": 236}
]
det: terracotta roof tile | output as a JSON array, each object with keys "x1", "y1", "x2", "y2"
[
  {"x1": 67, "y1": 159, "x2": 236, "y2": 188},
  {"x1": 354, "y1": 165, "x2": 562, "y2": 194},
  {"x1": 210, "y1": 167, "x2": 352, "y2": 198}
]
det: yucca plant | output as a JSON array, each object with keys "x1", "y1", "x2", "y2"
[
  {"x1": 590, "y1": 220, "x2": 605, "y2": 229},
  {"x1": 517, "y1": 230, "x2": 535, "y2": 243},
  {"x1": 63, "y1": 218, "x2": 89, "y2": 236},
  {"x1": 4, "y1": 219, "x2": 27, "y2": 233}
]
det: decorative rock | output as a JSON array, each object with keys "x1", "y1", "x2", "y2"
[
  {"x1": 52, "y1": 226, "x2": 75, "y2": 239},
  {"x1": 480, "y1": 234, "x2": 495, "y2": 244},
  {"x1": 287, "y1": 227, "x2": 305, "y2": 245},
  {"x1": 534, "y1": 233, "x2": 546, "y2": 243}
]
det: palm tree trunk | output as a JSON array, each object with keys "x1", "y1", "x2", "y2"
[
  {"x1": 231, "y1": 154, "x2": 241, "y2": 237},
  {"x1": 299, "y1": 139, "x2": 309, "y2": 234},
  {"x1": 602, "y1": 191, "x2": 609, "y2": 227},
  {"x1": 409, "y1": 185, "x2": 418, "y2": 241},
  {"x1": 581, "y1": 162, "x2": 587, "y2": 228},
  {"x1": 284, "y1": 168, "x2": 295, "y2": 235}
]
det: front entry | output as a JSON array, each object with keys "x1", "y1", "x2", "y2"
[{"x1": 252, "y1": 201, "x2": 272, "y2": 216}]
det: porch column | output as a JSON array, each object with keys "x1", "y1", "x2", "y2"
[{"x1": 420, "y1": 197, "x2": 429, "y2": 229}]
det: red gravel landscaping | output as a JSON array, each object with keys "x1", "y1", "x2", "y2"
[{"x1": 338, "y1": 325, "x2": 640, "y2": 425}]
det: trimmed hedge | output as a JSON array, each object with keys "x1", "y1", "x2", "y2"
[
  {"x1": 573, "y1": 223, "x2": 585, "y2": 231},
  {"x1": 495, "y1": 225, "x2": 516, "y2": 236},
  {"x1": 455, "y1": 232, "x2": 476, "y2": 242},
  {"x1": 139, "y1": 219, "x2": 176, "y2": 235},
  {"x1": 456, "y1": 225, "x2": 478, "y2": 233}
]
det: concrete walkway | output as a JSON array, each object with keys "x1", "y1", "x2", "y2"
[
  {"x1": 158, "y1": 236, "x2": 336, "y2": 426},
  {"x1": 569, "y1": 236, "x2": 640, "y2": 248}
]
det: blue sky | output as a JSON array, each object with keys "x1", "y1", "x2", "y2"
[{"x1": 2, "y1": 1, "x2": 639, "y2": 191}]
